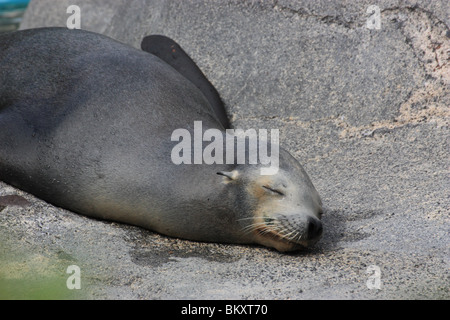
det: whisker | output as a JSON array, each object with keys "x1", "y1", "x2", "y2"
[
  {"x1": 285, "y1": 231, "x2": 299, "y2": 242},
  {"x1": 288, "y1": 231, "x2": 303, "y2": 242},
  {"x1": 282, "y1": 228, "x2": 297, "y2": 238},
  {"x1": 238, "y1": 217, "x2": 304, "y2": 244},
  {"x1": 240, "y1": 221, "x2": 266, "y2": 229},
  {"x1": 259, "y1": 227, "x2": 273, "y2": 235},
  {"x1": 292, "y1": 232, "x2": 301, "y2": 241},
  {"x1": 236, "y1": 217, "x2": 257, "y2": 221},
  {"x1": 240, "y1": 222, "x2": 267, "y2": 234}
]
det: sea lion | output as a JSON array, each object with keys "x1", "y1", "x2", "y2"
[{"x1": 0, "y1": 27, "x2": 322, "y2": 252}]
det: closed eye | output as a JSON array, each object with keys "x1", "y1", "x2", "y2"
[{"x1": 262, "y1": 185, "x2": 284, "y2": 196}]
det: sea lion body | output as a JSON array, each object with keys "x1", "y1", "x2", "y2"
[{"x1": 0, "y1": 28, "x2": 322, "y2": 252}]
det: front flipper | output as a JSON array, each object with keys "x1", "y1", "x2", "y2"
[{"x1": 141, "y1": 35, "x2": 230, "y2": 129}]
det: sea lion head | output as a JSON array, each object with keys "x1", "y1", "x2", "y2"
[{"x1": 218, "y1": 148, "x2": 323, "y2": 252}]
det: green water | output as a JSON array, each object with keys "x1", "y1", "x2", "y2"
[{"x1": 0, "y1": 2, "x2": 28, "y2": 33}]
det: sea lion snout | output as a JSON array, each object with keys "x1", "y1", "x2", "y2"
[{"x1": 264, "y1": 211, "x2": 323, "y2": 247}]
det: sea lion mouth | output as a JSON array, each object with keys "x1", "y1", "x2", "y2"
[
  {"x1": 255, "y1": 226, "x2": 303, "y2": 245},
  {"x1": 243, "y1": 214, "x2": 323, "y2": 252},
  {"x1": 253, "y1": 225, "x2": 308, "y2": 252}
]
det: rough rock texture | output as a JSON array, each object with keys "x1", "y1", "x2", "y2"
[{"x1": 1, "y1": 0, "x2": 448, "y2": 299}]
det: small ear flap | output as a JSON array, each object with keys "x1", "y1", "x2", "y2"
[
  {"x1": 141, "y1": 34, "x2": 230, "y2": 129},
  {"x1": 217, "y1": 170, "x2": 238, "y2": 181}
]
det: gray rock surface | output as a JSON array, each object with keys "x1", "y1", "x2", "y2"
[{"x1": 1, "y1": 0, "x2": 448, "y2": 299}]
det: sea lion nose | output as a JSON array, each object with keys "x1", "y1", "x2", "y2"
[{"x1": 306, "y1": 216, "x2": 323, "y2": 240}]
